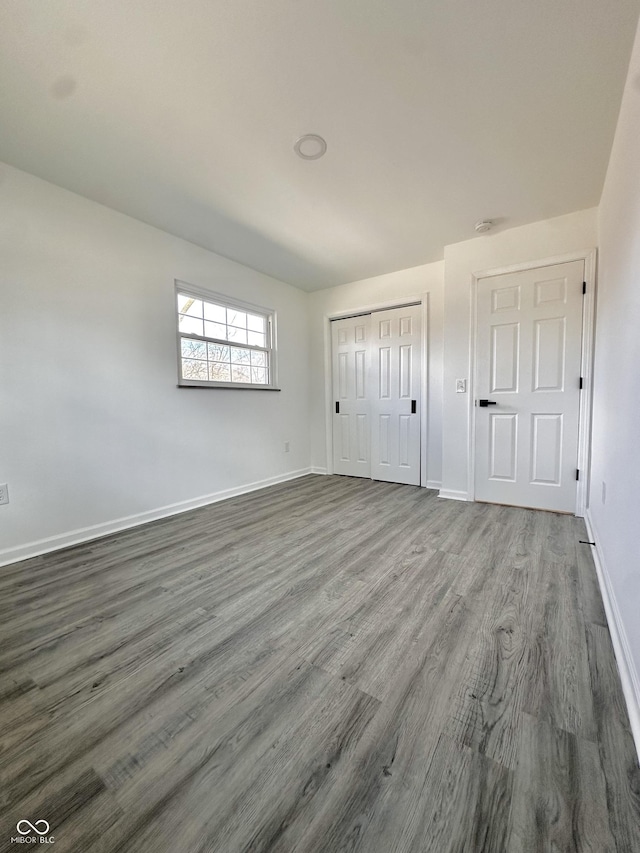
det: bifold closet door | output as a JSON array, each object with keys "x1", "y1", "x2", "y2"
[
  {"x1": 370, "y1": 305, "x2": 421, "y2": 485},
  {"x1": 331, "y1": 315, "x2": 371, "y2": 478},
  {"x1": 331, "y1": 305, "x2": 421, "y2": 485}
]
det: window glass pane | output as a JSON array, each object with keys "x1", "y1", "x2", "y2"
[
  {"x1": 227, "y1": 326, "x2": 247, "y2": 344},
  {"x1": 208, "y1": 343, "x2": 230, "y2": 363},
  {"x1": 230, "y1": 347, "x2": 251, "y2": 365},
  {"x1": 227, "y1": 310, "x2": 246, "y2": 328},
  {"x1": 177, "y1": 289, "x2": 273, "y2": 386},
  {"x1": 231, "y1": 365, "x2": 251, "y2": 383},
  {"x1": 182, "y1": 358, "x2": 208, "y2": 380},
  {"x1": 247, "y1": 331, "x2": 266, "y2": 348},
  {"x1": 179, "y1": 315, "x2": 204, "y2": 336},
  {"x1": 209, "y1": 362, "x2": 231, "y2": 382},
  {"x1": 177, "y1": 295, "x2": 202, "y2": 317},
  {"x1": 247, "y1": 313, "x2": 265, "y2": 333},
  {"x1": 181, "y1": 338, "x2": 207, "y2": 359},
  {"x1": 204, "y1": 321, "x2": 227, "y2": 340},
  {"x1": 203, "y1": 302, "x2": 226, "y2": 323}
]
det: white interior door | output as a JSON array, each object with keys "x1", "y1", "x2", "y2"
[
  {"x1": 370, "y1": 305, "x2": 422, "y2": 485},
  {"x1": 331, "y1": 305, "x2": 421, "y2": 486},
  {"x1": 474, "y1": 260, "x2": 584, "y2": 512},
  {"x1": 331, "y1": 315, "x2": 371, "y2": 478}
]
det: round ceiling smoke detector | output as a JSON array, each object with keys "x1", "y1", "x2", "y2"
[
  {"x1": 294, "y1": 134, "x2": 327, "y2": 160},
  {"x1": 475, "y1": 220, "x2": 493, "y2": 234}
]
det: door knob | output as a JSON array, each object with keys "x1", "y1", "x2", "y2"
[{"x1": 478, "y1": 399, "x2": 498, "y2": 407}]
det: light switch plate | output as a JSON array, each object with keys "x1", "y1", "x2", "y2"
[{"x1": 456, "y1": 379, "x2": 467, "y2": 393}]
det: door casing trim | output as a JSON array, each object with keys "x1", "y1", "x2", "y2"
[{"x1": 468, "y1": 249, "x2": 597, "y2": 517}]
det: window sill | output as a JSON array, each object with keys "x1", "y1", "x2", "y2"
[{"x1": 177, "y1": 381, "x2": 281, "y2": 391}]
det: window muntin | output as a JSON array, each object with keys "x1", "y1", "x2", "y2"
[{"x1": 176, "y1": 288, "x2": 275, "y2": 388}]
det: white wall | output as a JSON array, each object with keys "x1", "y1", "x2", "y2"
[
  {"x1": 440, "y1": 207, "x2": 598, "y2": 497},
  {"x1": 590, "y1": 18, "x2": 640, "y2": 748},
  {"x1": 0, "y1": 164, "x2": 311, "y2": 563},
  {"x1": 308, "y1": 262, "x2": 444, "y2": 486}
]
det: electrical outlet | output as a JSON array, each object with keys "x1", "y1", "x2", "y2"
[
  {"x1": 456, "y1": 379, "x2": 467, "y2": 393},
  {"x1": 602, "y1": 481, "x2": 606, "y2": 504},
  {"x1": 0, "y1": 483, "x2": 9, "y2": 505},
  {"x1": 284, "y1": 441, "x2": 290, "y2": 453}
]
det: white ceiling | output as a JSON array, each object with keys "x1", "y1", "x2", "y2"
[{"x1": 1, "y1": 0, "x2": 638, "y2": 291}]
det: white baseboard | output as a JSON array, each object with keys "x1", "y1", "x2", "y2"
[
  {"x1": 585, "y1": 511, "x2": 640, "y2": 764},
  {"x1": 0, "y1": 468, "x2": 314, "y2": 568},
  {"x1": 438, "y1": 488, "x2": 471, "y2": 502},
  {"x1": 310, "y1": 466, "x2": 328, "y2": 475},
  {"x1": 425, "y1": 480, "x2": 442, "y2": 490}
]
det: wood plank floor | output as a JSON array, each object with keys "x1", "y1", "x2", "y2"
[{"x1": 1, "y1": 475, "x2": 639, "y2": 852}]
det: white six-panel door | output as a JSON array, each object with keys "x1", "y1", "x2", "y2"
[
  {"x1": 474, "y1": 260, "x2": 584, "y2": 513},
  {"x1": 331, "y1": 315, "x2": 371, "y2": 478},
  {"x1": 331, "y1": 306, "x2": 421, "y2": 485},
  {"x1": 370, "y1": 305, "x2": 421, "y2": 485}
]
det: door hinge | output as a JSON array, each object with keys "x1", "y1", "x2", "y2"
[
  {"x1": 335, "y1": 402, "x2": 340, "y2": 414},
  {"x1": 579, "y1": 377, "x2": 583, "y2": 389},
  {"x1": 582, "y1": 281, "x2": 587, "y2": 295},
  {"x1": 576, "y1": 469, "x2": 580, "y2": 481}
]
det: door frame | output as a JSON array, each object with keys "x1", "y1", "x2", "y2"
[
  {"x1": 468, "y1": 249, "x2": 597, "y2": 517},
  {"x1": 323, "y1": 296, "x2": 430, "y2": 486}
]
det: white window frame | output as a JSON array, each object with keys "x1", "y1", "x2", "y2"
[{"x1": 175, "y1": 281, "x2": 280, "y2": 390}]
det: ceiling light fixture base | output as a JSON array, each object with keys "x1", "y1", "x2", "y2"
[{"x1": 294, "y1": 134, "x2": 327, "y2": 160}]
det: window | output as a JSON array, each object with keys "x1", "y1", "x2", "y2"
[{"x1": 175, "y1": 283, "x2": 278, "y2": 389}]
